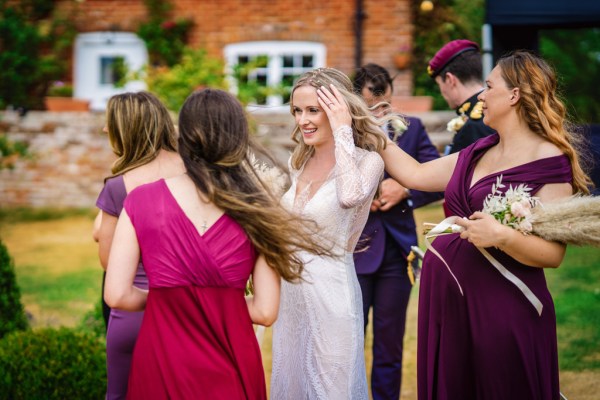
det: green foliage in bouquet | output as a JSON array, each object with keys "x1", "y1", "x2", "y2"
[
  {"x1": 0, "y1": 328, "x2": 106, "y2": 399},
  {"x1": 0, "y1": 239, "x2": 29, "y2": 339},
  {"x1": 145, "y1": 48, "x2": 227, "y2": 112}
]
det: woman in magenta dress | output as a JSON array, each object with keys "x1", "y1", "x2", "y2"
[
  {"x1": 104, "y1": 89, "x2": 331, "y2": 399},
  {"x1": 95, "y1": 91, "x2": 184, "y2": 399},
  {"x1": 379, "y1": 51, "x2": 592, "y2": 398}
]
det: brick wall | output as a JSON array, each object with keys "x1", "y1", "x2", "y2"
[
  {"x1": 0, "y1": 109, "x2": 453, "y2": 209},
  {"x1": 58, "y1": 0, "x2": 414, "y2": 96}
]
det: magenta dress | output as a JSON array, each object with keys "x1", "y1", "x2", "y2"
[
  {"x1": 96, "y1": 175, "x2": 148, "y2": 400},
  {"x1": 418, "y1": 134, "x2": 571, "y2": 400},
  {"x1": 123, "y1": 179, "x2": 266, "y2": 399}
]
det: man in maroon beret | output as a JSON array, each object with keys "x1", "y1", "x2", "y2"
[{"x1": 428, "y1": 39, "x2": 495, "y2": 155}]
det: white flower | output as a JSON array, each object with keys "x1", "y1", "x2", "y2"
[
  {"x1": 482, "y1": 175, "x2": 538, "y2": 235},
  {"x1": 391, "y1": 118, "x2": 408, "y2": 135},
  {"x1": 511, "y1": 202, "x2": 529, "y2": 218},
  {"x1": 447, "y1": 115, "x2": 467, "y2": 133}
]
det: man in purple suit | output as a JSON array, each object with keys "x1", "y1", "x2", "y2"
[{"x1": 353, "y1": 63, "x2": 444, "y2": 400}]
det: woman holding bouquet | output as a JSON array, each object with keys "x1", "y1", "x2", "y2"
[{"x1": 379, "y1": 51, "x2": 591, "y2": 399}]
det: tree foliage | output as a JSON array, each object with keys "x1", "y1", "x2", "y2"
[
  {"x1": 411, "y1": 0, "x2": 485, "y2": 110},
  {"x1": 540, "y1": 28, "x2": 600, "y2": 124},
  {"x1": 0, "y1": 1, "x2": 77, "y2": 111}
]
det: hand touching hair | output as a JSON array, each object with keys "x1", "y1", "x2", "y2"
[
  {"x1": 289, "y1": 68, "x2": 393, "y2": 170},
  {"x1": 178, "y1": 89, "x2": 334, "y2": 281}
]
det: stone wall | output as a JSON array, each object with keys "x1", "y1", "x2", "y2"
[{"x1": 0, "y1": 109, "x2": 454, "y2": 208}]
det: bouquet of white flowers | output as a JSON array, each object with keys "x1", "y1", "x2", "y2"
[{"x1": 422, "y1": 175, "x2": 600, "y2": 315}]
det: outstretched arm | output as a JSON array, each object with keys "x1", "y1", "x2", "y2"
[
  {"x1": 104, "y1": 210, "x2": 148, "y2": 311},
  {"x1": 379, "y1": 140, "x2": 458, "y2": 193},
  {"x1": 246, "y1": 255, "x2": 281, "y2": 326}
]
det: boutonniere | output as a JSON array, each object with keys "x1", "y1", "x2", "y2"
[
  {"x1": 390, "y1": 117, "x2": 408, "y2": 139},
  {"x1": 447, "y1": 114, "x2": 468, "y2": 133}
]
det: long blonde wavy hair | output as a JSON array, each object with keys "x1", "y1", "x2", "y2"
[
  {"x1": 105, "y1": 91, "x2": 178, "y2": 176},
  {"x1": 178, "y1": 89, "x2": 332, "y2": 282},
  {"x1": 289, "y1": 67, "x2": 393, "y2": 170},
  {"x1": 497, "y1": 51, "x2": 592, "y2": 194}
]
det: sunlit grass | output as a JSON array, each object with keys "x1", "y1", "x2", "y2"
[{"x1": 0, "y1": 205, "x2": 598, "y2": 398}]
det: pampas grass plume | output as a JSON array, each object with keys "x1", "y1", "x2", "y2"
[{"x1": 531, "y1": 196, "x2": 600, "y2": 246}]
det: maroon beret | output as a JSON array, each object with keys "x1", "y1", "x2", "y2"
[{"x1": 427, "y1": 39, "x2": 480, "y2": 78}]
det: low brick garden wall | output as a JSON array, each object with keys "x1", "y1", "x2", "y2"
[{"x1": 0, "y1": 109, "x2": 453, "y2": 208}]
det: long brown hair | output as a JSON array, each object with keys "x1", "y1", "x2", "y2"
[
  {"x1": 178, "y1": 89, "x2": 332, "y2": 282},
  {"x1": 289, "y1": 68, "x2": 391, "y2": 170},
  {"x1": 105, "y1": 91, "x2": 178, "y2": 176},
  {"x1": 497, "y1": 51, "x2": 592, "y2": 194}
]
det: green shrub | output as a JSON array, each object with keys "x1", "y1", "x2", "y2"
[
  {"x1": 137, "y1": 0, "x2": 194, "y2": 67},
  {"x1": 79, "y1": 299, "x2": 106, "y2": 338},
  {"x1": 0, "y1": 239, "x2": 29, "y2": 339},
  {"x1": 0, "y1": 3, "x2": 77, "y2": 110},
  {"x1": 0, "y1": 328, "x2": 106, "y2": 399},
  {"x1": 145, "y1": 48, "x2": 227, "y2": 111}
]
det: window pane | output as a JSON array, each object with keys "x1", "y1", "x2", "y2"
[
  {"x1": 238, "y1": 55, "x2": 249, "y2": 65},
  {"x1": 100, "y1": 56, "x2": 125, "y2": 85},
  {"x1": 255, "y1": 55, "x2": 269, "y2": 68},
  {"x1": 282, "y1": 74, "x2": 297, "y2": 87},
  {"x1": 283, "y1": 55, "x2": 294, "y2": 68},
  {"x1": 256, "y1": 74, "x2": 267, "y2": 86},
  {"x1": 302, "y1": 55, "x2": 314, "y2": 68}
]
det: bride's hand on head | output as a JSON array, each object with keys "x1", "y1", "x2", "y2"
[{"x1": 317, "y1": 84, "x2": 352, "y2": 131}]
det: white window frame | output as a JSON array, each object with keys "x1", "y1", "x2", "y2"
[{"x1": 224, "y1": 41, "x2": 326, "y2": 109}]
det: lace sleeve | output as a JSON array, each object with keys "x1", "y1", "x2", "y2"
[{"x1": 333, "y1": 125, "x2": 384, "y2": 209}]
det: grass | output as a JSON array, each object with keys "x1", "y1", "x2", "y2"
[{"x1": 0, "y1": 205, "x2": 598, "y2": 399}]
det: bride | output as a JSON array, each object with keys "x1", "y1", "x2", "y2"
[{"x1": 270, "y1": 68, "x2": 401, "y2": 399}]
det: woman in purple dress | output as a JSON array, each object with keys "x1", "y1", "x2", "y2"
[
  {"x1": 95, "y1": 92, "x2": 185, "y2": 399},
  {"x1": 104, "y1": 89, "x2": 331, "y2": 399},
  {"x1": 380, "y1": 51, "x2": 592, "y2": 398}
]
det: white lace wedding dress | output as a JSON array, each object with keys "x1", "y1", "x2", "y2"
[{"x1": 270, "y1": 126, "x2": 384, "y2": 400}]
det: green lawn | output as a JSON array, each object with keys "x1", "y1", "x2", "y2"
[{"x1": 0, "y1": 205, "x2": 598, "y2": 398}]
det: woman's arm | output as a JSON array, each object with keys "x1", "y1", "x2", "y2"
[
  {"x1": 97, "y1": 211, "x2": 118, "y2": 270},
  {"x1": 246, "y1": 254, "x2": 281, "y2": 327},
  {"x1": 104, "y1": 210, "x2": 148, "y2": 310},
  {"x1": 92, "y1": 211, "x2": 102, "y2": 243},
  {"x1": 379, "y1": 140, "x2": 458, "y2": 193},
  {"x1": 455, "y1": 182, "x2": 572, "y2": 268}
]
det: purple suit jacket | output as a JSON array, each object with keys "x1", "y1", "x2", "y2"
[{"x1": 354, "y1": 116, "x2": 444, "y2": 274}]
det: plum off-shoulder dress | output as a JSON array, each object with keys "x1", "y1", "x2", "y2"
[{"x1": 418, "y1": 134, "x2": 571, "y2": 400}]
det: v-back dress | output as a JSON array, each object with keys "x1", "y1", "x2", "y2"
[
  {"x1": 270, "y1": 126, "x2": 384, "y2": 400},
  {"x1": 96, "y1": 175, "x2": 148, "y2": 400},
  {"x1": 418, "y1": 134, "x2": 571, "y2": 400},
  {"x1": 123, "y1": 179, "x2": 266, "y2": 400}
]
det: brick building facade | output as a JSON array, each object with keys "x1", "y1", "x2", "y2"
[
  {"x1": 58, "y1": 0, "x2": 414, "y2": 96},
  {"x1": 1, "y1": 1, "x2": 433, "y2": 209}
]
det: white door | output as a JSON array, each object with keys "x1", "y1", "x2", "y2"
[{"x1": 74, "y1": 32, "x2": 148, "y2": 111}]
